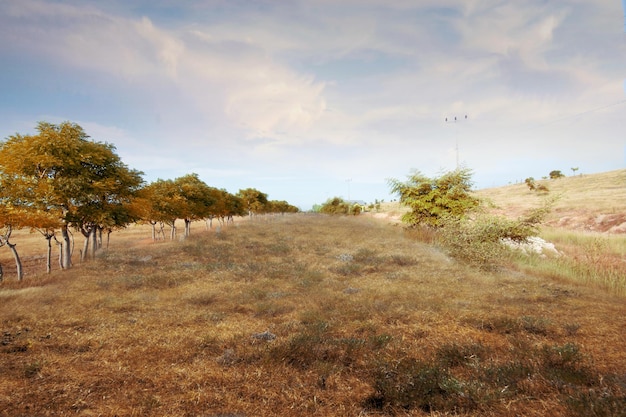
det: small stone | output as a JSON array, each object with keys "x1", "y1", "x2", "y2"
[{"x1": 251, "y1": 330, "x2": 276, "y2": 341}]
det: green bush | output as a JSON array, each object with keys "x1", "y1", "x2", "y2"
[
  {"x1": 435, "y1": 342, "x2": 486, "y2": 367},
  {"x1": 567, "y1": 388, "x2": 626, "y2": 417},
  {"x1": 435, "y1": 199, "x2": 552, "y2": 269},
  {"x1": 437, "y1": 213, "x2": 537, "y2": 269},
  {"x1": 549, "y1": 170, "x2": 565, "y2": 179},
  {"x1": 368, "y1": 358, "x2": 473, "y2": 412},
  {"x1": 388, "y1": 168, "x2": 479, "y2": 228},
  {"x1": 390, "y1": 168, "x2": 551, "y2": 269},
  {"x1": 318, "y1": 197, "x2": 352, "y2": 215}
]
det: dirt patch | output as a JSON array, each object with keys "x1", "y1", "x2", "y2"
[
  {"x1": 367, "y1": 209, "x2": 626, "y2": 235},
  {"x1": 547, "y1": 213, "x2": 626, "y2": 234},
  {"x1": 367, "y1": 212, "x2": 402, "y2": 224}
]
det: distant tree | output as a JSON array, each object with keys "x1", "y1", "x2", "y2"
[
  {"x1": 319, "y1": 197, "x2": 351, "y2": 215},
  {"x1": 237, "y1": 188, "x2": 268, "y2": 217},
  {"x1": 525, "y1": 177, "x2": 536, "y2": 191},
  {"x1": 571, "y1": 167, "x2": 579, "y2": 176},
  {"x1": 224, "y1": 192, "x2": 246, "y2": 224},
  {"x1": 204, "y1": 188, "x2": 227, "y2": 229},
  {"x1": 139, "y1": 179, "x2": 185, "y2": 241},
  {"x1": 388, "y1": 168, "x2": 479, "y2": 228},
  {"x1": 267, "y1": 200, "x2": 299, "y2": 215},
  {"x1": 549, "y1": 170, "x2": 565, "y2": 179},
  {"x1": 174, "y1": 174, "x2": 216, "y2": 238}
]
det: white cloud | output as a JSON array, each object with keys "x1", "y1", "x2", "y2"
[{"x1": 1, "y1": 0, "x2": 328, "y2": 145}]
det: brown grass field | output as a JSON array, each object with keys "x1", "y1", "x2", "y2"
[{"x1": 1, "y1": 170, "x2": 625, "y2": 416}]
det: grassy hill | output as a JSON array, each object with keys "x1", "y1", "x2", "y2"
[
  {"x1": 1, "y1": 214, "x2": 625, "y2": 416},
  {"x1": 375, "y1": 169, "x2": 626, "y2": 233},
  {"x1": 475, "y1": 169, "x2": 626, "y2": 233}
]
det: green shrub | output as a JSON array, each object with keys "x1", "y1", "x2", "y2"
[
  {"x1": 540, "y1": 343, "x2": 593, "y2": 385},
  {"x1": 520, "y1": 315, "x2": 552, "y2": 336},
  {"x1": 567, "y1": 388, "x2": 626, "y2": 417},
  {"x1": 270, "y1": 327, "x2": 367, "y2": 369},
  {"x1": 368, "y1": 358, "x2": 473, "y2": 412},
  {"x1": 388, "y1": 168, "x2": 479, "y2": 228},
  {"x1": 319, "y1": 197, "x2": 352, "y2": 215},
  {"x1": 24, "y1": 361, "x2": 43, "y2": 378},
  {"x1": 390, "y1": 168, "x2": 552, "y2": 269},
  {"x1": 436, "y1": 207, "x2": 548, "y2": 269},
  {"x1": 481, "y1": 361, "x2": 534, "y2": 393},
  {"x1": 437, "y1": 215, "x2": 512, "y2": 269},
  {"x1": 435, "y1": 342, "x2": 486, "y2": 367},
  {"x1": 549, "y1": 170, "x2": 565, "y2": 179}
]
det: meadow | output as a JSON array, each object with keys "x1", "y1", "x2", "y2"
[{"x1": 1, "y1": 208, "x2": 625, "y2": 416}]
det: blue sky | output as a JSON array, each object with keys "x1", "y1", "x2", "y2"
[{"x1": 0, "y1": 0, "x2": 624, "y2": 210}]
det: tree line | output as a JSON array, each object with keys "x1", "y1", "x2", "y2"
[{"x1": 0, "y1": 121, "x2": 299, "y2": 280}]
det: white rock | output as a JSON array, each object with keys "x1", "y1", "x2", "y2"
[{"x1": 501, "y1": 236, "x2": 560, "y2": 256}]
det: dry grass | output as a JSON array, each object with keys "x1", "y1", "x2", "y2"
[
  {"x1": 474, "y1": 169, "x2": 626, "y2": 232},
  {"x1": 1, "y1": 214, "x2": 625, "y2": 416},
  {"x1": 471, "y1": 169, "x2": 626, "y2": 296}
]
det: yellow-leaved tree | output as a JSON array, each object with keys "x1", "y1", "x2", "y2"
[{"x1": 0, "y1": 121, "x2": 143, "y2": 273}]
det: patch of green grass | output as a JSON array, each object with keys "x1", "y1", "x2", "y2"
[
  {"x1": 567, "y1": 390, "x2": 626, "y2": 417},
  {"x1": 368, "y1": 358, "x2": 474, "y2": 413},
  {"x1": 23, "y1": 360, "x2": 43, "y2": 378},
  {"x1": 435, "y1": 341, "x2": 486, "y2": 367},
  {"x1": 520, "y1": 315, "x2": 552, "y2": 336}
]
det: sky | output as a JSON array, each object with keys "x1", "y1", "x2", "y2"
[{"x1": 0, "y1": 0, "x2": 624, "y2": 210}]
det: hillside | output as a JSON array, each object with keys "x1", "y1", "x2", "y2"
[
  {"x1": 373, "y1": 169, "x2": 626, "y2": 234},
  {"x1": 475, "y1": 169, "x2": 626, "y2": 234}
]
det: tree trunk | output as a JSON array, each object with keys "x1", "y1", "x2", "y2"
[
  {"x1": 98, "y1": 227, "x2": 103, "y2": 250},
  {"x1": 158, "y1": 222, "x2": 165, "y2": 240},
  {"x1": 150, "y1": 221, "x2": 157, "y2": 241},
  {"x1": 0, "y1": 262, "x2": 3, "y2": 282},
  {"x1": 45, "y1": 236, "x2": 53, "y2": 274},
  {"x1": 61, "y1": 224, "x2": 72, "y2": 269},
  {"x1": 169, "y1": 220, "x2": 176, "y2": 241},
  {"x1": 7, "y1": 241, "x2": 23, "y2": 281},
  {"x1": 184, "y1": 219, "x2": 191, "y2": 238},
  {"x1": 81, "y1": 228, "x2": 90, "y2": 262},
  {"x1": 90, "y1": 226, "x2": 98, "y2": 258},
  {"x1": 55, "y1": 238, "x2": 63, "y2": 269}
]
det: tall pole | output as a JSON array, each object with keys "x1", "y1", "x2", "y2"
[{"x1": 445, "y1": 115, "x2": 468, "y2": 170}]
